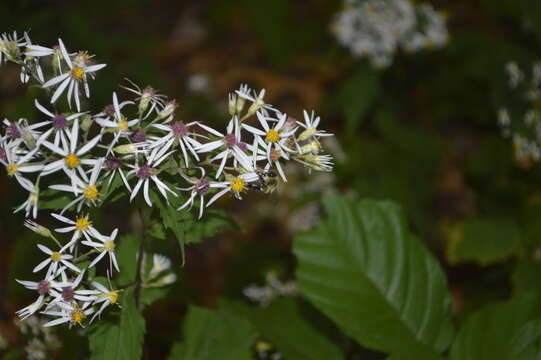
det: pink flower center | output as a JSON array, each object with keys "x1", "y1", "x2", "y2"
[
  {"x1": 130, "y1": 128, "x2": 146, "y2": 143},
  {"x1": 224, "y1": 133, "x2": 237, "y2": 148},
  {"x1": 62, "y1": 287, "x2": 75, "y2": 301},
  {"x1": 52, "y1": 114, "x2": 68, "y2": 129},
  {"x1": 106, "y1": 156, "x2": 120, "y2": 170},
  {"x1": 137, "y1": 164, "x2": 153, "y2": 180},
  {"x1": 104, "y1": 104, "x2": 115, "y2": 117},
  {"x1": 238, "y1": 142, "x2": 248, "y2": 152},
  {"x1": 196, "y1": 178, "x2": 210, "y2": 194},
  {"x1": 171, "y1": 121, "x2": 188, "y2": 137},
  {"x1": 7, "y1": 123, "x2": 21, "y2": 138},
  {"x1": 0, "y1": 147, "x2": 6, "y2": 162},
  {"x1": 37, "y1": 280, "x2": 49, "y2": 295}
]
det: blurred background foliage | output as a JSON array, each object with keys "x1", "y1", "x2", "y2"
[{"x1": 2, "y1": 0, "x2": 541, "y2": 358}]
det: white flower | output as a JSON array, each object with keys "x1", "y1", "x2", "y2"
[
  {"x1": 296, "y1": 110, "x2": 333, "y2": 141},
  {"x1": 41, "y1": 301, "x2": 94, "y2": 328},
  {"x1": 82, "y1": 228, "x2": 120, "y2": 273},
  {"x1": 242, "y1": 112, "x2": 298, "y2": 181},
  {"x1": 40, "y1": 118, "x2": 101, "y2": 187},
  {"x1": 0, "y1": 31, "x2": 26, "y2": 64},
  {"x1": 95, "y1": 92, "x2": 138, "y2": 153},
  {"x1": 103, "y1": 155, "x2": 132, "y2": 192},
  {"x1": 196, "y1": 116, "x2": 253, "y2": 178},
  {"x1": 15, "y1": 187, "x2": 40, "y2": 219},
  {"x1": 48, "y1": 271, "x2": 96, "y2": 307},
  {"x1": 235, "y1": 85, "x2": 275, "y2": 116},
  {"x1": 51, "y1": 213, "x2": 108, "y2": 251},
  {"x1": 34, "y1": 99, "x2": 85, "y2": 148},
  {"x1": 24, "y1": 39, "x2": 66, "y2": 74},
  {"x1": 33, "y1": 244, "x2": 80, "y2": 277},
  {"x1": 15, "y1": 271, "x2": 59, "y2": 320},
  {"x1": 3, "y1": 118, "x2": 45, "y2": 149},
  {"x1": 88, "y1": 280, "x2": 120, "y2": 322},
  {"x1": 176, "y1": 167, "x2": 212, "y2": 219},
  {"x1": 48, "y1": 159, "x2": 104, "y2": 214},
  {"x1": 205, "y1": 165, "x2": 260, "y2": 207},
  {"x1": 20, "y1": 33, "x2": 44, "y2": 84},
  {"x1": 0, "y1": 146, "x2": 43, "y2": 192},
  {"x1": 127, "y1": 148, "x2": 177, "y2": 207},
  {"x1": 148, "y1": 119, "x2": 202, "y2": 166},
  {"x1": 42, "y1": 38, "x2": 106, "y2": 111}
]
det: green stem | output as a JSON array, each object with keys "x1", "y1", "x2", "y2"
[{"x1": 134, "y1": 206, "x2": 147, "y2": 309}]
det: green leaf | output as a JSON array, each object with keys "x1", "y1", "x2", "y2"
[
  {"x1": 338, "y1": 63, "x2": 380, "y2": 132},
  {"x1": 510, "y1": 318, "x2": 541, "y2": 360},
  {"x1": 167, "y1": 304, "x2": 254, "y2": 360},
  {"x1": 446, "y1": 218, "x2": 521, "y2": 266},
  {"x1": 89, "y1": 288, "x2": 146, "y2": 360},
  {"x1": 449, "y1": 293, "x2": 541, "y2": 360},
  {"x1": 225, "y1": 298, "x2": 344, "y2": 360},
  {"x1": 183, "y1": 208, "x2": 237, "y2": 244},
  {"x1": 513, "y1": 256, "x2": 541, "y2": 295},
  {"x1": 114, "y1": 234, "x2": 139, "y2": 286},
  {"x1": 293, "y1": 196, "x2": 454, "y2": 355},
  {"x1": 38, "y1": 189, "x2": 72, "y2": 210}
]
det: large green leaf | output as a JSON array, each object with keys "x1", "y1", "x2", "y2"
[
  {"x1": 114, "y1": 234, "x2": 139, "y2": 286},
  {"x1": 225, "y1": 298, "x2": 343, "y2": 360},
  {"x1": 510, "y1": 318, "x2": 541, "y2": 360},
  {"x1": 293, "y1": 196, "x2": 454, "y2": 355},
  {"x1": 449, "y1": 293, "x2": 541, "y2": 360},
  {"x1": 89, "y1": 288, "x2": 146, "y2": 360},
  {"x1": 446, "y1": 218, "x2": 521, "y2": 266},
  {"x1": 167, "y1": 304, "x2": 254, "y2": 360}
]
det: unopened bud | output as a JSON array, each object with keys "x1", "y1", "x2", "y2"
[
  {"x1": 24, "y1": 220, "x2": 52, "y2": 238},
  {"x1": 80, "y1": 114, "x2": 94, "y2": 132},
  {"x1": 156, "y1": 100, "x2": 177, "y2": 121}
]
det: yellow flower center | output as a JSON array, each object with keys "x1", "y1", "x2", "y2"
[
  {"x1": 265, "y1": 129, "x2": 280, "y2": 143},
  {"x1": 117, "y1": 119, "x2": 129, "y2": 132},
  {"x1": 84, "y1": 185, "x2": 99, "y2": 200},
  {"x1": 64, "y1": 153, "x2": 81, "y2": 169},
  {"x1": 107, "y1": 291, "x2": 119, "y2": 304},
  {"x1": 230, "y1": 177, "x2": 246, "y2": 193},
  {"x1": 71, "y1": 66, "x2": 85, "y2": 81},
  {"x1": 7, "y1": 163, "x2": 17, "y2": 176},
  {"x1": 50, "y1": 252, "x2": 61, "y2": 262},
  {"x1": 75, "y1": 216, "x2": 91, "y2": 230},
  {"x1": 71, "y1": 309, "x2": 86, "y2": 324},
  {"x1": 103, "y1": 240, "x2": 115, "y2": 251}
]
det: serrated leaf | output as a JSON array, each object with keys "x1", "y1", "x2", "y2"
[
  {"x1": 224, "y1": 298, "x2": 343, "y2": 360},
  {"x1": 449, "y1": 293, "x2": 541, "y2": 360},
  {"x1": 293, "y1": 196, "x2": 454, "y2": 355},
  {"x1": 510, "y1": 318, "x2": 541, "y2": 360},
  {"x1": 446, "y1": 218, "x2": 521, "y2": 266},
  {"x1": 89, "y1": 288, "x2": 146, "y2": 360},
  {"x1": 167, "y1": 304, "x2": 254, "y2": 360}
]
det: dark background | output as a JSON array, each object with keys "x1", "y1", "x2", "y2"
[{"x1": 2, "y1": 0, "x2": 541, "y2": 358}]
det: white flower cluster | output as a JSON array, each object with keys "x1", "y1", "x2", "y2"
[
  {"x1": 498, "y1": 61, "x2": 541, "y2": 166},
  {"x1": 331, "y1": 0, "x2": 448, "y2": 68},
  {"x1": 1, "y1": 32, "x2": 335, "y2": 328},
  {"x1": 15, "y1": 315, "x2": 61, "y2": 360}
]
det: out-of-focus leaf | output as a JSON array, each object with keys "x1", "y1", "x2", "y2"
[
  {"x1": 446, "y1": 218, "x2": 521, "y2": 266},
  {"x1": 183, "y1": 208, "x2": 237, "y2": 244},
  {"x1": 89, "y1": 288, "x2": 146, "y2": 360},
  {"x1": 38, "y1": 189, "x2": 72, "y2": 210},
  {"x1": 449, "y1": 293, "x2": 541, "y2": 360},
  {"x1": 338, "y1": 63, "x2": 380, "y2": 131},
  {"x1": 293, "y1": 196, "x2": 454, "y2": 355},
  {"x1": 513, "y1": 256, "x2": 541, "y2": 295},
  {"x1": 225, "y1": 298, "x2": 343, "y2": 360},
  {"x1": 167, "y1": 304, "x2": 254, "y2": 360},
  {"x1": 510, "y1": 318, "x2": 541, "y2": 359}
]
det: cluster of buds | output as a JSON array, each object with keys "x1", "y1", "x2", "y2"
[
  {"x1": 331, "y1": 0, "x2": 448, "y2": 68},
  {"x1": 498, "y1": 61, "x2": 541, "y2": 167},
  {"x1": 1, "y1": 32, "x2": 335, "y2": 328}
]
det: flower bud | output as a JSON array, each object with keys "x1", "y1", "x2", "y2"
[{"x1": 24, "y1": 220, "x2": 52, "y2": 238}]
